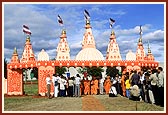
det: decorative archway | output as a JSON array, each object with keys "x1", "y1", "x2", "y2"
[{"x1": 7, "y1": 60, "x2": 158, "y2": 96}]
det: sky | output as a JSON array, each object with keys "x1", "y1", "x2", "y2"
[{"x1": 3, "y1": 3, "x2": 165, "y2": 63}]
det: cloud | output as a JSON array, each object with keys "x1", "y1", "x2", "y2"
[
  {"x1": 143, "y1": 30, "x2": 164, "y2": 41},
  {"x1": 158, "y1": 46, "x2": 164, "y2": 51},
  {"x1": 3, "y1": 4, "x2": 164, "y2": 63},
  {"x1": 115, "y1": 24, "x2": 152, "y2": 36},
  {"x1": 90, "y1": 5, "x2": 127, "y2": 16}
]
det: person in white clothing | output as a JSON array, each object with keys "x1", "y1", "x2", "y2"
[
  {"x1": 157, "y1": 67, "x2": 164, "y2": 107},
  {"x1": 99, "y1": 77, "x2": 104, "y2": 95},
  {"x1": 74, "y1": 74, "x2": 81, "y2": 97},
  {"x1": 59, "y1": 76, "x2": 66, "y2": 97},
  {"x1": 52, "y1": 74, "x2": 60, "y2": 97},
  {"x1": 63, "y1": 78, "x2": 68, "y2": 96},
  {"x1": 129, "y1": 85, "x2": 140, "y2": 101},
  {"x1": 149, "y1": 69, "x2": 158, "y2": 104},
  {"x1": 109, "y1": 85, "x2": 117, "y2": 97},
  {"x1": 68, "y1": 77, "x2": 74, "y2": 97},
  {"x1": 46, "y1": 74, "x2": 51, "y2": 98}
]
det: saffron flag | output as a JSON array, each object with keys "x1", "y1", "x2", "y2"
[
  {"x1": 84, "y1": 9, "x2": 90, "y2": 20},
  {"x1": 109, "y1": 18, "x2": 115, "y2": 28},
  {"x1": 23, "y1": 25, "x2": 31, "y2": 35},
  {"x1": 57, "y1": 15, "x2": 63, "y2": 25}
]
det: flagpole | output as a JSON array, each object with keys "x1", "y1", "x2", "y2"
[{"x1": 23, "y1": 30, "x2": 27, "y2": 84}]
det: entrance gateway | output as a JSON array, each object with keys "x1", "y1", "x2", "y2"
[{"x1": 7, "y1": 17, "x2": 158, "y2": 96}]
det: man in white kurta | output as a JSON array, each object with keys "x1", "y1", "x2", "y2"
[{"x1": 52, "y1": 74, "x2": 61, "y2": 97}]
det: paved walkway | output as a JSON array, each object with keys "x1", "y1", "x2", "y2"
[{"x1": 82, "y1": 95, "x2": 105, "y2": 111}]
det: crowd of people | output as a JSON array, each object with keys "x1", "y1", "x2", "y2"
[
  {"x1": 45, "y1": 67, "x2": 164, "y2": 107},
  {"x1": 109, "y1": 67, "x2": 164, "y2": 107}
]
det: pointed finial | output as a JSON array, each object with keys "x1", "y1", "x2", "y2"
[
  {"x1": 62, "y1": 29, "x2": 66, "y2": 35},
  {"x1": 26, "y1": 35, "x2": 30, "y2": 42},
  {"x1": 111, "y1": 30, "x2": 115, "y2": 35},
  {"x1": 139, "y1": 38, "x2": 142, "y2": 43},
  {"x1": 13, "y1": 47, "x2": 17, "y2": 54},
  {"x1": 86, "y1": 19, "x2": 90, "y2": 25}
]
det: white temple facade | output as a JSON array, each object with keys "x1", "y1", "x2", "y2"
[
  {"x1": 56, "y1": 30, "x2": 70, "y2": 60},
  {"x1": 20, "y1": 36, "x2": 36, "y2": 63},
  {"x1": 126, "y1": 50, "x2": 136, "y2": 61},
  {"x1": 76, "y1": 20, "x2": 104, "y2": 61},
  {"x1": 106, "y1": 31, "x2": 122, "y2": 61},
  {"x1": 38, "y1": 49, "x2": 49, "y2": 61}
]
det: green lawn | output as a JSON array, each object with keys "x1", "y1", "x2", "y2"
[
  {"x1": 4, "y1": 96, "x2": 82, "y2": 111},
  {"x1": 4, "y1": 95, "x2": 164, "y2": 112},
  {"x1": 93, "y1": 95, "x2": 164, "y2": 111},
  {"x1": 23, "y1": 82, "x2": 38, "y2": 95}
]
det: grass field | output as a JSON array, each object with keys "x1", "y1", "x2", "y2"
[
  {"x1": 94, "y1": 95, "x2": 164, "y2": 111},
  {"x1": 3, "y1": 83, "x2": 164, "y2": 112},
  {"x1": 4, "y1": 95, "x2": 164, "y2": 111},
  {"x1": 23, "y1": 82, "x2": 38, "y2": 95}
]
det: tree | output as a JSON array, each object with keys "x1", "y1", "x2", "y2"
[
  {"x1": 55, "y1": 66, "x2": 67, "y2": 76},
  {"x1": 78, "y1": 67, "x2": 104, "y2": 79},
  {"x1": 78, "y1": 67, "x2": 87, "y2": 74},
  {"x1": 32, "y1": 67, "x2": 38, "y2": 79},
  {"x1": 4, "y1": 58, "x2": 8, "y2": 79},
  {"x1": 106, "y1": 66, "x2": 119, "y2": 78}
]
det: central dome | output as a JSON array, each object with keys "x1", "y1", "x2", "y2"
[
  {"x1": 126, "y1": 50, "x2": 136, "y2": 61},
  {"x1": 75, "y1": 48, "x2": 104, "y2": 60},
  {"x1": 38, "y1": 49, "x2": 49, "y2": 61}
]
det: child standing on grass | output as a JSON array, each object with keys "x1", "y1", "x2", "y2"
[{"x1": 125, "y1": 72, "x2": 131, "y2": 98}]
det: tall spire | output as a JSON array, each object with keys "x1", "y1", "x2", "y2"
[
  {"x1": 136, "y1": 25, "x2": 146, "y2": 61},
  {"x1": 11, "y1": 47, "x2": 19, "y2": 63},
  {"x1": 20, "y1": 36, "x2": 36, "y2": 62},
  {"x1": 146, "y1": 40, "x2": 154, "y2": 61},
  {"x1": 75, "y1": 12, "x2": 104, "y2": 61},
  {"x1": 82, "y1": 19, "x2": 95, "y2": 49},
  {"x1": 56, "y1": 29, "x2": 70, "y2": 60},
  {"x1": 106, "y1": 30, "x2": 122, "y2": 60}
]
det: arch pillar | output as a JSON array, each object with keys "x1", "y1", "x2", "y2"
[
  {"x1": 38, "y1": 66, "x2": 55, "y2": 96},
  {"x1": 7, "y1": 68, "x2": 23, "y2": 95}
]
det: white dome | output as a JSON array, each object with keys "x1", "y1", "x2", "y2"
[
  {"x1": 126, "y1": 50, "x2": 136, "y2": 60},
  {"x1": 76, "y1": 48, "x2": 104, "y2": 60},
  {"x1": 38, "y1": 49, "x2": 49, "y2": 61}
]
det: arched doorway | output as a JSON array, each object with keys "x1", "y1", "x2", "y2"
[{"x1": 23, "y1": 67, "x2": 38, "y2": 96}]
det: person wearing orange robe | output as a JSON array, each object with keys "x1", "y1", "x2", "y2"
[
  {"x1": 104, "y1": 76, "x2": 112, "y2": 94},
  {"x1": 84, "y1": 78, "x2": 90, "y2": 95},
  {"x1": 121, "y1": 70, "x2": 126, "y2": 97},
  {"x1": 91, "y1": 77, "x2": 99, "y2": 95}
]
